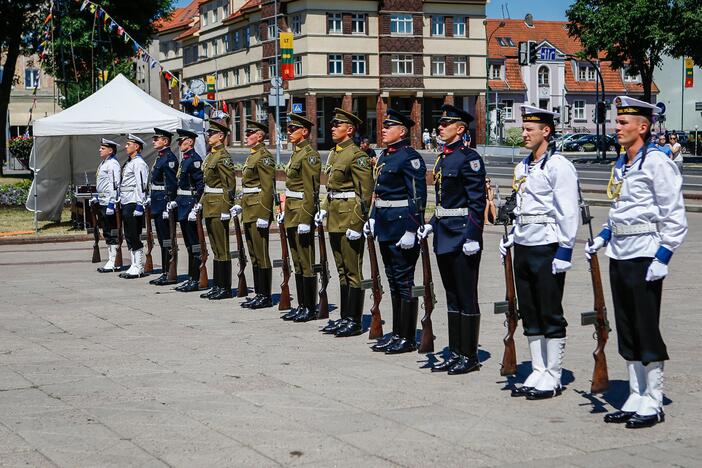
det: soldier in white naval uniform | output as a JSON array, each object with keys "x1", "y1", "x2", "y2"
[
  {"x1": 500, "y1": 106, "x2": 579, "y2": 400},
  {"x1": 119, "y1": 134, "x2": 151, "y2": 279},
  {"x1": 586, "y1": 96, "x2": 687, "y2": 429},
  {"x1": 92, "y1": 138, "x2": 122, "y2": 273}
]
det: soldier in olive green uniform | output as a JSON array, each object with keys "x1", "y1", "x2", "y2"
[
  {"x1": 231, "y1": 120, "x2": 276, "y2": 309},
  {"x1": 314, "y1": 108, "x2": 374, "y2": 337},
  {"x1": 279, "y1": 113, "x2": 322, "y2": 323},
  {"x1": 196, "y1": 120, "x2": 236, "y2": 300}
]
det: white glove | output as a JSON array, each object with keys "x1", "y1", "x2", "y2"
[
  {"x1": 297, "y1": 223, "x2": 311, "y2": 234},
  {"x1": 417, "y1": 224, "x2": 433, "y2": 240},
  {"x1": 229, "y1": 204, "x2": 242, "y2": 217},
  {"x1": 552, "y1": 258, "x2": 572, "y2": 274},
  {"x1": 144, "y1": 197, "x2": 151, "y2": 206},
  {"x1": 646, "y1": 259, "x2": 668, "y2": 281},
  {"x1": 498, "y1": 234, "x2": 514, "y2": 257},
  {"x1": 363, "y1": 219, "x2": 375, "y2": 237},
  {"x1": 396, "y1": 231, "x2": 416, "y2": 249},
  {"x1": 314, "y1": 209, "x2": 327, "y2": 226},
  {"x1": 105, "y1": 202, "x2": 115, "y2": 216},
  {"x1": 462, "y1": 240, "x2": 481, "y2": 256},
  {"x1": 346, "y1": 228, "x2": 362, "y2": 240},
  {"x1": 256, "y1": 218, "x2": 269, "y2": 229},
  {"x1": 584, "y1": 236, "x2": 606, "y2": 260},
  {"x1": 188, "y1": 210, "x2": 197, "y2": 222},
  {"x1": 220, "y1": 212, "x2": 231, "y2": 221},
  {"x1": 193, "y1": 203, "x2": 202, "y2": 213},
  {"x1": 134, "y1": 204, "x2": 144, "y2": 217},
  {"x1": 162, "y1": 210, "x2": 170, "y2": 220},
  {"x1": 89, "y1": 195, "x2": 99, "y2": 205},
  {"x1": 276, "y1": 211, "x2": 285, "y2": 224},
  {"x1": 167, "y1": 201, "x2": 178, "y2": 210}
]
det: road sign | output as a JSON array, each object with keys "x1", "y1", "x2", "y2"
[
  {"x1": 292, "y1": 103, "x2": 303, "y2": 113},
  {"x1": 271, "y1": 77, "x2": 282, "y2": 88},
  {"x1": 539, "y1": 47, "x2": 556, "y2": 61},
  {"x1": 695, "y1": 102, "x2": 702, "y2": 111},
  {"x1": 656, "y1": 102, "x2": 666, "y2": 115},
  {"x1": 268, "y1": 94, "x2": 286, "y2": 107}
]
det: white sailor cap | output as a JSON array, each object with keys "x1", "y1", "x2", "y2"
[
  {"x1": 100, "y1": 138, "x2": 118, "y2": 150},
  {"x1": 613, "y1": 96, "x2": 660, "y2": 118},
  {"x1": 520, "y1": 105, "x2": 559, "y2": 124},
  {"x1": 126, "y1": 133, "x2": 145, "y2": 146}
]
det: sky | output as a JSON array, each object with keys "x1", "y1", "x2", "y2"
[{"x1": 173, "y1": 0, "x2": 572, "y2": 21}]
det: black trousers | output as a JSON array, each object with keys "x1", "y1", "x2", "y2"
[
  {"x1": 513, "y1": 243, "x2": 567, "y2": 338},
  {"x1": 121, "y1": 204, "x2": 144, "y2": 251},
  {"x1": 154, "y1": 211, "x2": 171, "y2": 246},
  {"x1": 98, "y1": 206, "x2": 118, "y2": 245},
  {"x1": 179, "y1": 220, "x2": 198, "y2": 249},
  {"x1": 610, "y1": 257, "x2": 669, "y2": 363},
  {"x1": 436, "y1": 250, "x2": 481, "y2": 315},
  {"x1": 379, "y1": 241, "x2": 420, "y2": 301}
]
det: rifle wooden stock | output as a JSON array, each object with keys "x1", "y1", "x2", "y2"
[
  {"x1": 167, "y1": 207, "x2": 178, "y2": 282},
  {"x1": 277, "y1": 203, "x2": 292, "y2": 310},
  {"x1": 144, "y1": 209, "x2": 154, "y2": 273},
  {"x1": 233, "y1": 216, "x2": 248, "y2": 297},
  {"x1": 366, "y1": 233, "x2": 383, "y2": 340},
  {"x1": 196, "y1": 211, "x2": 209, "y2": 289},
  {"x1": 316, "y1": 222, "x2": 330, "y2": 319},
  {"x1": 418, "y1": 237, "x2": 435, "y2": 353},
  {"x1": 499, "y1": 235, "x2": 518, "y2": 377},
  {"x1": 114, "y1": 202, "x2": 123, "y2": 269},
  {"x1": 90, "y1": 202, "x2": 101, "y2": 263},
  {"x1": 587, "y1": 250, "x2": 610, "y2": 393}
]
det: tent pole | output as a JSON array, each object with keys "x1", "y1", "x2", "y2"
[{"x1": 33, "y1": 144, "x2": 38, "y2": 235}]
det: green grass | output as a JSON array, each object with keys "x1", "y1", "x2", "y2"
[
  {"x1": 0, "y1": 175, "x2": 32, "y2": 185},
  {"x1": 0, "y1": 206, "x2": 76, "y2": 236}
]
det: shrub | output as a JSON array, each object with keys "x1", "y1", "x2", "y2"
[
  {"x1": 504, "y1": 127, "x2": 524, "y2": 147},
  {"x1": 0, "y1": 179, "x2": 32, "y2": 206},
  {"x1": 8, "y1": 136, "x2": 33, "y2": 169}
]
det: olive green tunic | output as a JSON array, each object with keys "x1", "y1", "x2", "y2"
[{"x1": 199, "y1": 144, "x2": 236, "y2": 261}]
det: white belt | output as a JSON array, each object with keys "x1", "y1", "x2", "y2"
[
  {"x1": 612, "y1": 222, "x2": 658, "y2": 236},
  {"x1": 375, "y1": 199, "x2": 409, "y2": 208},
  {"x1": 204, "y1": 185, "x2": 223, "y2": 194},
  {"x1": 329, "y1": 191, "x2": 356, "y2": 199},
  {"x1": 517, "y1": 214, "x2": 556, "y2": 225},
  {"x1": 242, "y1": 187, "x2": 262, "y2": 194},
  {"x1": 435, "y1": 207, "x2": 468, "y2": 218},
  {"x1": 151, "y1": 184, "x2": 165, "y2": 191},
  {"x1": 177, "y1": 189, "x2": 196, "y2": 196},
  {"x1": 120, "y1": 185, "x2": 135, "y2": 193},
  {"x1": 285, "y1": 189, "x2": 304, "y2": 199}
]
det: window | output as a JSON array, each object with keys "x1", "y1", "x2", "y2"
[
  {"x1": 352, "y1": 55, "x2": 366, "y2": 75},
  {"x1": 432, "y1": 16, "x2": 445, "y2": 36},
  {"x1": 390, "y1": 14, "x2": 413, "y2": 35},
  {"x1": 222, "y1": 71, "x2": 229, "y2": 88},
  {"x1": 328, "y1": 13, "x2": 342, "y2": 34},
  {"x1": 244, "y1": 26, "x2": 251, "y2": 48},
  {"x1": 453, "y1": 16, "x2": 466, "y2": 37},
  {"x1": 328, "y1": 54, "x2": 343, "y2": 74},
  {"x1": 496, "y1": 37, "x2": 505, "y2": 46},
  {"x1": 291, "y1": 15, "x2": 302, "y2": 35},
  {"x1": 352, "y1": 13, "x2": 366, "y2": 34},
  {"x1": 234, "y1": 68, "x2": 240, "y2": 86},
  {"x1": 431, "y1": 56, "x2": 445, "y2": 76},
  {"x1": 578, "y1": 64, "x2": 595, "y2": 81},
  {"x1": 392, "y1": 54, "x2": 413, "y2": 75},
  {"x1": 202, "y1": 12, "x2": 208, "y2": 26},
  {"x1": 587, "y1": 67, "x2": 596, "y2": 81},
  {"x1": 223, "y1": 35, "x2": 230, "y2": 52},
  {"x1": 505, "y1": 37, "x2": 514, "y2": 46},
  {"x1": 574, "y1": 100, "x2": 585, "y2": 120},
  {"x1": 502, "y1": 100, "x2": 514, "y2": 120},
  {"x1": 624, "y1": 67, "x2": 641, "y2": 82},
  {"x1": 244, "y1": 66, "x2": 251, "y2": 84},
  {"x1": 211, "y1": 7, "x2": 217, "y2": 23},
  {"x1": 538, "y1": 66, "x2": 550, "y2": 86},
  {"x1": 294, "y1": 56, "x2": 302, "y2": 76},
  {"x1": 234, "y1": 30, "x2": 241, "y2": 50},
  {"x1": 255, "y1": 63, "x2": 261, "y2": 81},
  {"x1": 25, "y1": 69, "x2": 40, "y2": 89},
  {"x1": 268, "y1": 19, "x2": 276, "y2": 39},
  {"x1": 455, "y1": 56, "x2": 467, "y2": 76},
  {"x1": 268, "y1": 59, "x2": 277, "y2": 79},
  {"x1": 212, "y1": 39, "x2": 218, "y2": 56},
  {"x1": 202, "y1": 42, "x2": 208, "y2": 58},
  {"x1": 488, "y1": 63, "x2": 502, "y2": 79}
]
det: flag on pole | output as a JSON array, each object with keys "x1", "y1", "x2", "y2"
[
  {"x1": 685, "y1": 58, "x2": 694, "y2": 88},
  {"x1": 279, "y1": 32, "x2": 294, "y2": 80}
]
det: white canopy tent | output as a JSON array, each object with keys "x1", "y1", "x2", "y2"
[{"x1": 26, "y1": 74, "x2": 206, "y2": 221}]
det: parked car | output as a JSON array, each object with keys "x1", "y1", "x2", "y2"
[
  {"x1": 555, "y1": 133, "x2": 590, "y2": 151},
  {"x1": 562, "y1": 134, "x2": 616, "y2": 152}
]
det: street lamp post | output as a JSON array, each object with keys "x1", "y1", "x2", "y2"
[
  {"x1": 484, "y1": 20, "x2": 505, "y2": 146},
  {"x1": 273, "y1": 0, "x2": 281, "y2": 165},
  {"x1": 695, "y1": 125, "x2": 699, "y2": 156},
  {"x1": 566, "y1": 54, "x2": 606, "y2": 160}
]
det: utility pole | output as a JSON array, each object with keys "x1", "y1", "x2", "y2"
[{"x1": 273, "y1": 0, "x2": 281, "y2": 165}]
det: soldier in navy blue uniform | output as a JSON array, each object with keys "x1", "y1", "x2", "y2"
[
  {"x1": 363, "y1": 109, "x2": 427, "y2": 354},
  {"x1": 148, "y1": 128, "x2": 180, "y2": 286},
  {"x1": 172, "y1": 129, "x2": 205, "y2": 292},
  {"x1": 418, "y1": 105, "x2": 486, "y2": 374}
]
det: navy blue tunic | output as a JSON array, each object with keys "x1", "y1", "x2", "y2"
[
  {"x1": 175, "y1": 148, "x2": 205, "y2": 221},
  {"x1": 149, "y1": 147, "x2": 179, "y2": 215}
]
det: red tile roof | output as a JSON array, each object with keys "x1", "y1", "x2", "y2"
[
  {"x1": 224, "y1": 0, "x2": 260, "y2": 24},
  {"x1": 155, "y1": 0, "x2": 200, "y2": 34},
  {"x1": 486, "y1": 19, "x2": 658, "y2": 95}
]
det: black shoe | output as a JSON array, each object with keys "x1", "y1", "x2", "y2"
[
  {"x1": 525, "y1": 386, "x2": 563, "y2": 400},
  {"x1": 200, "y1": 261, "x2": 220, "y2": 298},
  {"x1": 321, "y1": 319, "x2": 346, "y2": 334},
  {"x1": 293, "y1": 276, "x2": 318, "y2": 323},
  {"x1": 385, "y1": 299, "x2": 418, "y2": 354},
  {"x1": 625, "y1": 412, "x2": 664, "y2": 429},
  {"x1": 335, "y1": 287, "x2": 364, "y2": 337},
  {"x1": 179, "y1": 279, "x2": 201, "y2": 292},
  {"x1": 293, "y1": 307, "x2": 316, "y2": 322},
  {"x1": 242, "y1": 294, "x2": 262, "y2": 308},
  {"x1": 447, "y1": 355, "x2": 481, "y2": 375},
  {"x1": 209, "y1": 287, "x2": 233, "y2": 300},
  {"x1": 97, "y1": 266, "x2": 119, "y2": 273},
  {"x1": 431, "y1": 352, "x2": 460, "y2": 372},
  {"x1": 322, "y1": 284, "x2": 350, "y2": 331},
  {"x1": 281, "y1": 306, "x2": 302, "y2": 320},
  {"x1": 149, "y1": 273, "x2": 168, "y2": 285},
  {"x1": 510, "y1": 386, "x2": 534, "y2": 397},
  {"x1": 385, "y1": 338, "x2": 416, "y2": 354},
  {"x1": 175, "y1": 279, "x2": 194, "y2": 291},
  {"x1": 335, "y1": 320, "x2": 363, "y2": 337},
  {"x1": 371, "y1": 335, "x2": 400, "y2": 352},
  {"x1": 249, "y1": 295, "x2": 273, "y2": 309},
  {"x1": 202, "y1": 286, "x2": 221, "y2": 298},
  {"x1": 604, "y1": 411, "x2": 636, "y2": 424}
]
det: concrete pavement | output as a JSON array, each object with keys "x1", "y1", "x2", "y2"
[{"x1": 0, "y1": 205, "x2": 701, "y2": 467}]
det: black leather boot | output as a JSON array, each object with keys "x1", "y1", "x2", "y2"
[
  {"x1": 386, "y1": 299, "x2": 418, "y2": 354},
  {"x1": 249, "y1": 268, "x2": 273, "y2": 309},
  {"x1": 448, "y1": 314, "x2": 481, "y2": 375},
  {"x1": 176, "y1": 250, "x2": 195, "y2": 291},
  {"x1": 372, "y1": 295, "x2": 401, "y2": 352},
  {"x1": 322, "y1": 284, "x2": 349, "y2": 333},
  {"x1": 432, "y1": 310, "x2": 461, "y2": 372},
  {"x1": 210, "y1": 260, "x2": 233, "y2": 300},
  {"x1": 150, "y1": 247, "x2": 170, "y2": 285},
  {"x1": 293, "y1": 276, "x2": 318, "y2": 322},
  {"x1": 282, "y1": 273, "x2": 304, "y2": 320},
  {"x1": 242, "y1": 266, "x2": 261, "y2": 308},
  {"x1": 201, "y1": 261, "x2": 220, "y2": 298},
  {"x1": 180, "y1": 252, "x2": 203, "y2": 292},
  {"x1": 335, "y1": 287, "x2": 364, "y2": 337}
]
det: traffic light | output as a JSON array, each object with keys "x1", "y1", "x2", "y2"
[
  {"x1": 518, "y1": 42, "x2": 528, "y2": 66},
  {"x1": 564, "y1": 105, "x2": 572, "y2": 125},
  {"x1": 496, "y1": 107, "x2": 503, "y2": 123},
  {"x1": 528, "y1": 41, "x2": 538, "y2": 64},
  {"x1": 595, "y1": 101, "x2": 607, "y2": 124}
]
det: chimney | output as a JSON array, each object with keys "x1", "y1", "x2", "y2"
[{"x1": 524, "y1": 13, "x2": 534, "y2": 28}]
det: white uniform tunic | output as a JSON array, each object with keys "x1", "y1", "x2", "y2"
[
  {"x1": 96, "y1": 156, "x2": 121, "y2": 206},
  {"x1": 119, "y1": 155, "x2": 149, "y2": 206},
  {"x1": 603, "y1": 147, "x2": 687, "y2": 262},
  {"x1": 513, "y1": 150, "x2": 580, "y2": 260}
]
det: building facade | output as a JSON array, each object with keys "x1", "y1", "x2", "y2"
[{"x1": 145, "y1": 0, "x2": 489, "y2": 148}]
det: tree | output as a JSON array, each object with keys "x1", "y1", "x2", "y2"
[{"x1": 566, "y1": 0, "x2": 702, "y2": 102}]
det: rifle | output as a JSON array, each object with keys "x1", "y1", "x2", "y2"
[
  {"x1": 493, "y1": 191, "x2": 518, "y2": 377},
  {"x1": 361, "y1": 194, "x2": 383, "y2": 340},
  {"x1": 413, "y1": 181, "x2": 435, "y2": 353},
  {"x1": 144, "y1": 208, "x2": 154, "y2": 273},
  {"x1": 232, "y1": 209, "x2": 248, "y2": 297},
  {"x1": 167, "y1": 205, "x2": 178, "y2": 282},
  {"x1": 274, "y1": 193, "x2": 292, "y2": 310},
  {"x1": 579, "y1": 183, "x2": 610, "y2": 393},
  {"x1": 195, "y1": 210, "x2": 209, "y2": 289},
  {"x1": 85, "y1": 172, "x2": 101, "y2": 263},
  {"x1": 314, "y1": 191, "x2": 330, "y2": 319}
]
